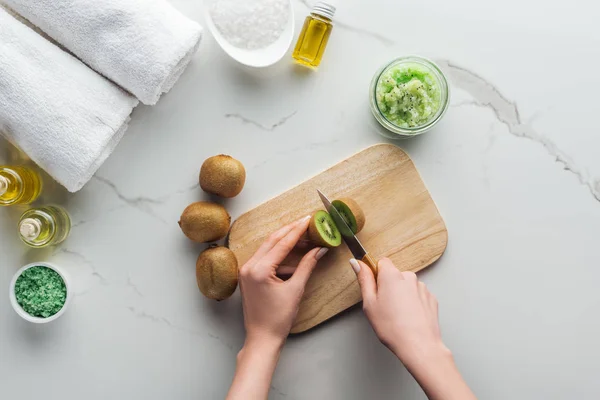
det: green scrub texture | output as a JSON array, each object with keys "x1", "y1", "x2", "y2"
[
  {"x1": 376, "y1": 63, "x2": 441, "y2": 129},
  {"x1": 15, "y1": 266, "x2": 67, "y2": 318}
]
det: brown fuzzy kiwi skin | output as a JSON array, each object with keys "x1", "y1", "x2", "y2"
[
  {"x1": 200, "y1": 155, "x2": 246, "y2": 198},
  {"x1": 178, "y1": 202, "x2": 231, "y2": 243},
  {"x1": 337, "y1": 198, "x2": 366, "y2": 233},
  {"x1": 307, "y1": 211, "x2": 341, "y2": 248},
  {"x1": 196, "y1": 246, "x2": 238, "y2": 300}
]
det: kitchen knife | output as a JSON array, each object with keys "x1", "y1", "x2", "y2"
[{"x1": 317, "y1": 190, "x2": 378, "y2": 277}]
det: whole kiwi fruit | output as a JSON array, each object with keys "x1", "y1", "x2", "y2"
[
  {"x1": 200, "y1": 155, "x2": 246, "y2": 198},
  {"x1": 332, "y1": 198, "x2": 366, "y2": 234},
  {"x1": 179, "y1": 202, "x2": 231, "y2": 243},
  {"x1": 196, "y1": 245, "x2": 238, "y2": 300},
  {"x1": 307, "y1": 210, "x2": 342, "y2": 248}
]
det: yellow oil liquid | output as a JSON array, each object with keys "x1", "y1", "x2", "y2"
[
  {"x1": 292, "y1": 14, "x2": 333, "y2": 68},
  {"x1": 0, "y1": 166, "x2": 42, "y2": 206},
  {"x1": 18, "y1": 206, "x2": 71, "y2": 248}
]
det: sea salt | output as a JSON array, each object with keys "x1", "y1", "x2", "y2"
[
  {"x1": 14, "y1": 266, "x2": 66, "y2": 318},
  {"x1": 210, "y1": 0, "x2": 290, "y2": 50}
]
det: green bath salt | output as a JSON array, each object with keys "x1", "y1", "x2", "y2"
[{"x1": 15, "y1": 266, "x2": 67, "y2": 318}]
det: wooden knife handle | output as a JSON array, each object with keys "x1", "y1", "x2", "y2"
[{"x1": 362, "y1": 253, "x2": 378, "y2": 278}]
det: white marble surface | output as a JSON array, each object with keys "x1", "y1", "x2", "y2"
[{"x1": 2, "y1": 0, "x2": 600, "y2": 398}]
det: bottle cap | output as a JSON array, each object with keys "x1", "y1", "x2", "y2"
[
  {"x1": 312, "y1": 2, "x2": 336, "y2": 20},
  {"x1": 0, "y1": 175, "x2": 7, "y2": 196},
  {"x1": 19, "y1": 218, "x2": 42, "y2": 241}
]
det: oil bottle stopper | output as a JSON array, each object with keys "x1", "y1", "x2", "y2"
[
  {"x1": 312, "y1": 2, "x2": 336, "y2": 20},
  {"x1": 0, "y1": 175, "x2": 7, "y2": 196},
  {"x1": 19, "y1": 218, "x2": 42, "y2": 240}
]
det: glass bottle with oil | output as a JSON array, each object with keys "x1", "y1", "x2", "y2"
[
  {"x1": 292, "y1": 2, "x2": 336, "y2": 68},
  {"x1": 0, "y1": 165, "x2": 42, "y2": 206},
  {"x1": 18, "y1": 206, "x2": 71, "y2": 248}
]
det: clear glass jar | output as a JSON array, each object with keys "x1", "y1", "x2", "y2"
[
  {"x1": 18, "y1": 206, "x2": 71, "y2": 248},
  {"x1": 0, "y1": 165, "x2": 42, "y2": 206},
  {"x1": 292, "y1": 2, "x2": 335, "y2": 68},
  {"x1": 369, "y1": 56, "x2": 450, "y2": 138}
]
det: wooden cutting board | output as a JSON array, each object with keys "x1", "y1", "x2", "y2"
[{"x1": 229, "y1": 144, "x2": 448, "y2": 333}]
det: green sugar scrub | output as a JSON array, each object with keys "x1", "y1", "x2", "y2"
[
  {"x1": 14, "y1": 266, "x2": 67, "y2": 318},
  {"x1": 375, "y1": 62, "x2": 442, "y2": 129}
]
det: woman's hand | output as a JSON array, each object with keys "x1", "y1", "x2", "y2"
[
  {"x1": 351, "y1": 258, "x2": 476, "y2": 400},
  {"x1": 227, "y1": 216, "x2": 328, "y2": 400},
  {"x1": 239, "y1": 215, "x2": 328, "y2": 346},
  {"x1": 351, "y1": 257, "x2": 447, "y2": 364}
]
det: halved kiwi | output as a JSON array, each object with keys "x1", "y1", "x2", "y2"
[
  {"x1": 308, "y1": 210, "x2": 342, "y2": 248},
  {"x1": 332, "y1": 198, "x2": 365, "y2": 234}
]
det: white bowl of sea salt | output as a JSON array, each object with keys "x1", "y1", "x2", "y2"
[
  {"x1": 10, "y1": 262, "x2": 72, "y2": 324},
  {"x1": 206, "y1": 0, "x2": 294, "y2": 67}
]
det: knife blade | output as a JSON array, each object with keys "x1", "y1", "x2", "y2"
[{"x1": 317, "y1": 190, "x2": 378, "y2": 277}]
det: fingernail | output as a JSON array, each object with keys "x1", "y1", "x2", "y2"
[
  {"x1": 300, "y1": 215, "x2": 311, "y2": 223},
  {"x1": 349, "y1": 259, "x2": 360, "y2": 274},
  {"x1": 315, "y1": 247, "x2": 329, "y2": 260}
]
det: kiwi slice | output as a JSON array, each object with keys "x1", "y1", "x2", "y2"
[
  {"x1": 200, "y1": 155, "x2": 246, "y2": 198},
  {"x1": 196, "y1": 245, "x2": 238, "y2": 300},
  {"x1": 308, "y1": 210, "x2": 342, "y2": 248},
  {"x1": 332, "y1": 198, "x2": 365, "y2": 234},
  {"x1": 178, "y1": 202, "x2": 231, "y2": 243}
]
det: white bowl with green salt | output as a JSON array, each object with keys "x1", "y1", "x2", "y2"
[{"x1": 10, "y1": 262, "x2": 71, "y2": 323}]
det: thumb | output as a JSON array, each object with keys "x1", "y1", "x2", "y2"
[
  {"x1": 290, "y1": 247, "x2": 328, "y2": 289},
  {"x1": 350, "y1": 259, "x2": 376, "y2": 304}
]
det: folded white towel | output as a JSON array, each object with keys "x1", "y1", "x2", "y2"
[
  {"x1": 4, "y1": 0, "x2": 203, "y2": 105},
  {"x1": 0, "y1": 7, "x2": 138, "y2": 192}
]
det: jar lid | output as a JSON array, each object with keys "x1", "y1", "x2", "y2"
[
  {"x1": 0, "y1": 175, "x2": 7, "y2": 196},
  {"x1": 20, "y1": 218, "x2": 42, "y2": 241},
  {"x1": 312, "y1": 2, "x2": 336, "y2": 20}
]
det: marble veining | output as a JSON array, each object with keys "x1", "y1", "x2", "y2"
[
  {"x1": 224, "y1": 111, "x2": 298, "y2": 131},
  {"x1": 126, "y1": 306, "x2": 236, "y2": 354},
  {"x1": 93, "y1": 175, "x2": 170, "y2": 224},
  {"x1": 54, "y1": 247, "x2": 109, "y2": 286},
  {"x1": 438, "y1": 60, "x2": 600, "y2": 202}
]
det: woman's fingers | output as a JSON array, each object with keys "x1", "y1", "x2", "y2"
[
  {"x1": 400, "y1": 271, "x2": 417, "y2": 283},
  {"x1": 295, "y1": 239, "x2": 318, "y2": 251},
  {"x1": 376, "y1": 258, "x2": 403, "y2": 287},
  {"x1": 259, "y1": 216, "x2": 311, "y2": 268},
  {"x1": 429, "y1": 293, "x2": 439, "y2": 317},
  {"x1": 351, "y1": 259, "x2": 377, "y2": 306},
  {"x1": 276, "y1": 265, "x2": 297, "y2": 278},
  {"x1": 418, "y1": 281, "x2": 429, "y2": 305},
  {"x1": 289, "y1": 247, "x2": 327, "y2": 289},
  {"x1": 246, "y1": 216, "x2": 308, "y2": 267},
  {"x1": 276, "y1": 242, "x2": 324, "y2": 279}
]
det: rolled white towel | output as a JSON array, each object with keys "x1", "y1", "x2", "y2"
[
  {"x1": 4, "y1": 0, "x2": 203, "y2": 105},
  {"x1": 0, "y1": 7, "x2": 138, "y2": 192}
]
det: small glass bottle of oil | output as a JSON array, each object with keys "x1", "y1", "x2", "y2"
[
  {"x1": 18, "y1": 206, "x2": 71, "y2": 248},
  {"x1": 292, "y1": 2, "x2": 336, "y2": 68},
  {"x1": 0, "y1": 165, "x2": 42, "y2": 206}
]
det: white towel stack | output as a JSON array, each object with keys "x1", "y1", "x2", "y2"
[
  {"x1": 0, "y1": 7, "x2": 138, "y2": 192},
  {"x1": 3, "y1": 0, "x2": 203, "y2": 105},
  {"x1": 0, "y1": 0, "x2": 203, "y2": 192}
]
